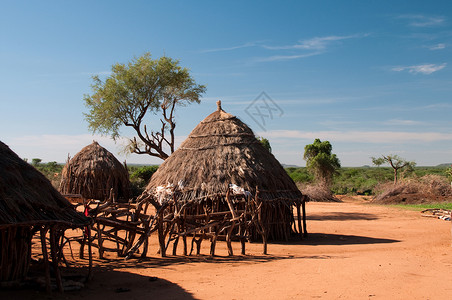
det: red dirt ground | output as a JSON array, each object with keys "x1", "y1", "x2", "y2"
[{"x1": 2, "y1": 197, "x2": 451, "y2": 299}]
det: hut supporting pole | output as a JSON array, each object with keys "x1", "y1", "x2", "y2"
[
  {"x1": 302, "y1": 199, "x2": 308, "y2": 237},
  {"x1": 157, "y1": 207, "x2": 166, "y2": 257},
  {"x1": 96, "y1": 221, "x2": 104, "y2": 259},
  {"x1": 40, "y1": 226, "x2": 51, "y2": 293},
  {"x1": 225, "y1": 188, "x2": 237, "y2": 256},
  {"x1": 296, "y1": 203, "x2": 303, "y2": 240},
  {"x1": 49, "y1": 226, "x2": 63, "y2": 293},
  {"x1": 87, "y1": 226, "x2": 93, "y2": 281},
  {"x1": 255, "y1": 187, "x2": 267, "y2": 255}
]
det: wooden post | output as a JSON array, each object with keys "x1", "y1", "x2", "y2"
[
  {"x1": 302, "y1": 198, "x2": 308, "y2": 237},
  {"x1": 225, "y1": 188, "x2": 237, "y2": 256},
  {"x1": 255, "y1": 187, "x2": 267, "y2": 255},
  {"x1": 49, "y1": 226, "x2": 63, "y2": 293},
  {"x1": 157, "y1": 208, "x2": 166, "y2": 257},
  {"x1": 87, "y1": 226, "x2": 93, "y2": 281},
  {"x1": 40, "y1": 226, "x2": 51, "y2": 293},
  {"x1": 296, "y1": 203, "x2": 303, "y2": 240},
  {"x1": 182, "y1": 208, "x2": 188, "y2": 256},
  {"x1": 96, "y1": 221, "x2": 104, "y2": 259}
]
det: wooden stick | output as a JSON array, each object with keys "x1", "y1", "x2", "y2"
[
  {"x1": 50, "y1": 226, "x2": 63, "y2": 293},
  {"x1": 40, "y1": 226, "x2": 51, "y2": 294}
]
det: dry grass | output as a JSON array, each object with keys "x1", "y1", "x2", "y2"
[
  {"x1": 0, "y1": 141, "x2": 88, "y2": 225},
  {"x1": 59, "y1": 141, "x2": 130, "y2": 201},
  {"x1": 372, "y1": 175, "x2": 452, "y2": 204},
  {"x1": 145, "y1": 106, "x2": 302, "y2": 202}
]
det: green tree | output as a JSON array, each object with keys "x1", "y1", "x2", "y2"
[
  {"x1": 257, "y1": 137, "x2": 272, "y2": 153},
  {"x1": 31, "y1": 158, "x2": 42, "y2": 166},
  {"x1": 84, "y1": 53, "x2": 206, "y2": 160},
  {"x1": 303, "y1": 139, "x2": 341, "y2": 187},
  {"x1": 131, "y1": 165, "x2": 159, "y2": 183},
  {"x1": 371, "y1": 154, "x2": 416, "y2": 184}
]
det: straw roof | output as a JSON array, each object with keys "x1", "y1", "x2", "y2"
[
  {"x1": 59, "y1": 141, "x2": 130, "y2": 201},
  {"x1": 0, "y1": 141, "x2": 88, "y2": 226},
  {"x1": 146, "y1": 101, "x2": 302, "y2": 202}
]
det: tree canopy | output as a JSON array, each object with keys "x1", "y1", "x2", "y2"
[
  {"x1": 84, "y1": 53, "x2": 206, "y2": 160},
  {"x1": 257, "y1": 137, "x2": 272, "y2": 153},
  {"x1": 303, "y1": 138, "x2": 341, "y2": 186},
  {"x1": 371, "y1": 154, "x2": 415, "y2": 184}
]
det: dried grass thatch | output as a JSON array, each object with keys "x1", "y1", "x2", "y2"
[
  {"x1": 147, "y1": 104, "x2": 302, "y2": 201},
  {"x1": 0, "y1": 141, "x2": 88, "y2": 226},
  {"x1": 59, "y1": 141, "x2": 130, "y2": 202},
  {"x1": 145, "y1": 102, "x2": 306, "y2": 241},
  {"x1": 0, "y1": 140, "x2": 89, "y2": 283}
]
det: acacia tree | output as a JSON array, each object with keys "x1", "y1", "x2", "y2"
[
  {"x1": 84, "y1": 53, "x2": 206, "y2": 160},
  {"x1": 371, "y1": 155, "x2": 415, "y2": 184},
  {"x1": 303, "y1": 139, "x2": 341, "y2": 187}
]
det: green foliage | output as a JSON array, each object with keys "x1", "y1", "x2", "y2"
[
  {"x1": 285, "y1": 167, "x2": 313, "y2": 183},
  {"x1": 131, "y1": 165, "x2": 159, "y2": 182},
  {"x1": 287, "y1": 166, "x2": 450, "y2": 196},
  {"x1": 303, "y1": 139, "x2": 341, "y2": 186},
  {"x1": 257, "y1": 137, "x2": 272, "y2": 153},
  {"x1": 371, "y1": 154, "x2": 416, "y2": 184},
  {"x1": 84, "y1": 53, "x2": 206, "y2": 160},
  {"x1": 31, "y1": 158, "x2": 42, "y2": 166},
  {"x1": 29, "y1": 159, "x2": 64, "y2": 188},
  {"x1": 390, "y1": 202, "x2": 452, "y2": 210},
  {"x1": 128, "y1": 165, "x2": 159, "y2": 197},
  {"x1": 445, "y1": 165, "x2": 452, "y2": 180}
]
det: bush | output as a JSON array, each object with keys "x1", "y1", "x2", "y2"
[{"x1": 129, "y1": 165, "x2": 159, "y2": 197}]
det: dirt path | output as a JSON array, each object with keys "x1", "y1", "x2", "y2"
[{"x1": 2, "y1": 198, "x2": 452, "y2": 299}]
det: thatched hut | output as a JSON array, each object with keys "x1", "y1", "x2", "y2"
[
  {"x1": 59, "y1": 141, "x2": 130, "y2": 202},
  {"x1": 143, "y1": 101, "x2": 307, "y2": 255},
  {"x1": 0, "y1": 141, "x2": 90, "y2": 290}
]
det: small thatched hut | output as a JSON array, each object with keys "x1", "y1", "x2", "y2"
[
  {"x1": 0, "y1": 141, "x2": 90, "y2": 290},
  {"x1": 59, "y1": 141, "x2": 130, "y2": 202},
  {"x1": 144, "y1": 101, "x2": 307, "y2": 247}
]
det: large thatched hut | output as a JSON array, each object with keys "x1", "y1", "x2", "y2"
[
  {"x1": 0, "y1": 141, "x2": 90, "y2": 290},
  {"x1": 59, "y1": 141, "x2": 130, "y2": 202},
  {"x1": 143, "y1": 101, "x2": 307, "y2": 253}
]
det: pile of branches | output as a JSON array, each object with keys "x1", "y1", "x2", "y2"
[
  {"x1": 372, "y1": 175, "x2": 452, "y2": 204},
  {"x1": 297, "y1": 182, "x2": 340, "y2": 202}
]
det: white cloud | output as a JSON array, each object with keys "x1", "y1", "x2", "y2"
[
  {"x1": 397, "y1": 14, "x2": 445, "y2": 27},
  {"x1": 261, "y1": 130, "x2": 452, "y2": 144},
  {"x1": 253, "y1": 51, "x2": 322, "y2": 62},
  {"x1": 428, "y1": 43, "x2": 446, "y2": 50},
  {"x1": 263, "y1": 34, "x2": 367, "y2": 51},
  {"x1": 383, "y1": 119, "x2": 424, "y2": 126},
  {"x1": 200, "y1": 42, "x2": 257, "y2": 53},
  {"x1": 391, "y1": 63, "x2": 446, "y2": 75}
]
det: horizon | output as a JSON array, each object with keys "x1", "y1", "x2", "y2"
[{"x1": 1, "y1": 1, "x2": 452, "y2": 167}]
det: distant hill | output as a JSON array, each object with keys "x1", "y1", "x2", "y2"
[
  {"x1": 435, "y1": 163, "x2": 452, "y2": 168},
  {"x1": 282, "y1": 164, "x2": 301, "y2": 168}
]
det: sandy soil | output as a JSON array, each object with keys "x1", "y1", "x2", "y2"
[{"x1": 2, "y1": 197, "x2": 451, "y2": 300}]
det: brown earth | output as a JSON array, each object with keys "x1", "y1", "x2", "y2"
[{"x1": 2, "y1": 197, "x2": 451, "y2": 299}]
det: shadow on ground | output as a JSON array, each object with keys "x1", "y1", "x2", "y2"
[
  {"x1": 300, "y1": 233, "x2": 400, "y2": 246},
  {"x1": 307, "y1": 212, "x2": 379, "y2": 221},
  {"x1": 0, "y1": 270, "x2": 197, "y2": 300}
]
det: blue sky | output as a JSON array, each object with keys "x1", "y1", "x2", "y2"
[{"x1": 1, "y1": 0, "x2": 452, "y2": 166}]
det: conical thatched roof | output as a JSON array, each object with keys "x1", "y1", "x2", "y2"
[
  {"x1": 0, "y1": 141, "x2": 88, "y2": 226},
  {"x1": 59, "y1": 141, "x2": 130, "y2": 201},
  {"x1": 146, "y1": 102, "x2": 302, "y2": 202}
]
